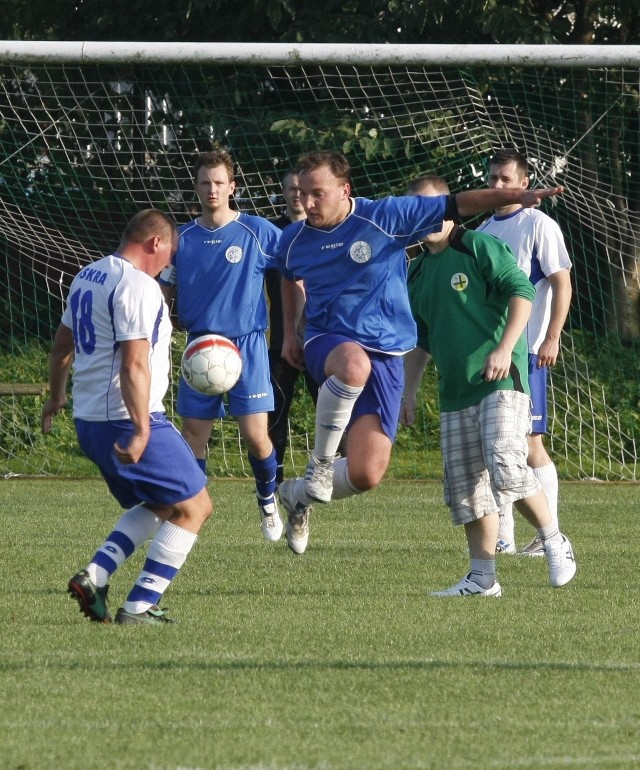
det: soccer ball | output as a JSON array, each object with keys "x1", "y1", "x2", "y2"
[{"x1": 181, "y1": 334, "x2": 242, "y2": 396}]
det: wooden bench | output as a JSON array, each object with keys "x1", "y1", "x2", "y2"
[{"x1": 0, "y1": 383, "x2": 49, "y2": 396}]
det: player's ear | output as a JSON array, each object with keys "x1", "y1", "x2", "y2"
[{"x1": 522, "y1": 175, "x2": 530, "y2": 190}]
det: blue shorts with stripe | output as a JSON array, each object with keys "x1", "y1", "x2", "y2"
[
  {"x1": 178, "y1": 330, "x2": 274, "y2": 419},
  {"x1": 304, "y1": 333, "x2": 404, "y2": 443},
  {"x1": 75, "y1": 413, "x2": 207, "y2": 509},
  {"x1": 528, "y1": 354, "x2": 548, "y2": 435}
]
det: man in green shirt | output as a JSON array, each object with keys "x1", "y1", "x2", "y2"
[{"x1": 401, "y1": 175, "x2": 576, "y2": 597}]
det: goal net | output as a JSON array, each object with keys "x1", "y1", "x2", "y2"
[{"x1": 1, "y1": 43, "x2": 639, "y2": 480}]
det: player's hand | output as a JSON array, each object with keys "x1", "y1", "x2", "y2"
[
  {"x1": 521, "y1": 186, "x2": 564, "y2": 208},
  {"x1": 399, "y1": 393, "x2": 418, "y2": 427},
  {"x1": 114, "y1": 432, "x2": 149, "y2": 464},
  {"x1": 282, "y1": 335, "x2": 305, "y2": 370},
  {"x1": 41, "y1": 397, "x2": 66, "y2": 434},
  {"x1": 536, "y1": 337, "x2": 560, "y2": 367},
  {"x1": 481, "y1": 347, "x2": 512, "y2": 381}
]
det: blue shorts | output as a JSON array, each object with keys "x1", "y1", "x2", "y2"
[
  {"x1": 528, "y1": 354, "x2": 548, "y2": 435},
  {"x1": 305, "y1": 333, "x2": 404, "y2": 442},
  {"x1": 75, "y1": 413, "x2": 208, "y2": 509},
  {"x1": 178, "y1": 331, "x2": 274, "y2": 419}
]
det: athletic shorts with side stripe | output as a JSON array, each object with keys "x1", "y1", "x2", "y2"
[
  {"x1": 75, "y1": 413, "x2": 207, "y2": 509},
  {"x1": 305, "y1": 333, "x2": 404, "y2": 442},
  {"x1": 528, "y1": 354, "x2": 549, "y2": 435},
  {"x1": 440, "y1": 390, "x2": 541, "y2": 526}
]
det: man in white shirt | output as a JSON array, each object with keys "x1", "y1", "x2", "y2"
[
  {"x1": 477, "y1": 149, "x2": 572, "y2": 556},
  {"x1": 42, "y1": 209, "x2": 212, "y2": 625}
]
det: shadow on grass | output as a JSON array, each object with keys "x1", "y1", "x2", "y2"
[{"x1": 2, "y1": 655, "x2": 639, "y2": 674}]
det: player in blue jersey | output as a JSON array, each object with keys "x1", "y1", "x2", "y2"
[
  {"x1": 275, "y1": 150, "x2": 565, "y2": 555},
  {"x1": 160, "y1": 150, "x2": 284, "y2": 542},
  {"x1": 42, "y1": 209, "x2": 213, "y2": 625}
]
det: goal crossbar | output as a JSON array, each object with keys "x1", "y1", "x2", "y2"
[{"x1": 1, "y1": 41, "x2": 640, "y2": 67}]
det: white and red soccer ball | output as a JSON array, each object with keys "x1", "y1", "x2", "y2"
[{"x1": 181, "y1": 334, "x2": 242, "y2": 396}]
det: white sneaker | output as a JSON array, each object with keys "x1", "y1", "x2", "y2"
[
  {"x1": 304, "y1": 454, "x2": 335, "y2": 503},
  {"x1": 258, "y1": 499, "x2": 284, "y2": 542},
  {"x1": 545, "y1": 534, "x2": 577, "y2": 587},
  {"x1": 496, "y1": 538, "x2": 517, "y2": 555},
  {"x1": 278, "y1": 479, "x2": 312, "y2": 554},
  {"x1": 519, "y1": 535, "x2": 545, "y2": 557},
  {"x1": 430, "y1": 575, "x2": 502, "y2": 598}
]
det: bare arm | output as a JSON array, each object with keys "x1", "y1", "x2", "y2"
[
  {"x1": 400, "y1": 346, "x2": 431, "y2": 427},
  {"x1": 481, "y1": 296, "x2": 532, "y2": 382},
  {"x1": 114, "y1": 338, "x2": 152, "y2": 464},
  {"x1": 537, "y1": 269, "x2": 572, "y2": 367},
  {"x1": 41, "y1": 323, "x2": 75, "y2": 434},
  {"x1": 281, "y1": 276, "x2": 306, "y2": 370},
  {"x1": 456, "y1": 186, "x2": 564, "y2": 219}
]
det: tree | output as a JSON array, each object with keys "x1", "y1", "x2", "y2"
[{"x1": 1, "y1": 0, "x2": 638, "y2": 45}]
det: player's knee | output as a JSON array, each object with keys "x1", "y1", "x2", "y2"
[
  {"x1": 329, "y1": 345, "x2": 371, "y2": 386},
  {"x1": 179, "y1": 489, "x2": 213, "y2": 529},
  {"x1": 346, "y1": 465, "x2": 385, "y2": 492}
]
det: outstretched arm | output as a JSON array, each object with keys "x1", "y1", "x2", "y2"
[{"x1": 455, "y1": 186, "x2": 564, "y2": 218}]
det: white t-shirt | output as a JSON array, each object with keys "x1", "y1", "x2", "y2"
[
  {"x1": 61, "y1": 254, "x2": 172, "y2": 421},
  {"x1": 477, "y1": 207, "x2": 571, "y2": 353}
]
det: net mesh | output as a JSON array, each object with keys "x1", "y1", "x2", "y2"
[{"x1": 1, "y1": 57, "x2": 639, "y2": 479}]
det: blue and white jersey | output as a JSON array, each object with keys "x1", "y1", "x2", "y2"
[
  {"x1": 61, "y1": 255, "x2": 171, "y2": 421},
  {"x1": 159, "y1": 213, "x2": 281, "y2": 339},
  {"x1": 477, "y1": 207, "x2": 571, "y2": 354},
  {"x1": 276, "y1": 195, "x2": 448, "y2": 354}
]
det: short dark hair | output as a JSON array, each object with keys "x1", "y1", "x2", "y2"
[
  {"x1": 281, "y1": 168, "x2": 298, "y2": 188},
  {"x1": 406, "y1": 174, "x2": 450, "y2": 196},
  {"x1": 489, "y1": 148, "x2": 529, "y2": 177},
  {"x1": 193, "y1": 150, "x2": 235, "y2": 183},
  {"x1": 122, "y1": 208, "x2": 177, "y2": 245},
  {"x1": 294, "y1": 151, "x2": 352, "y2": 186}
]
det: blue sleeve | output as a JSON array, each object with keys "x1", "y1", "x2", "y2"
[{"x1": 358, "y1": 195, "x2": 449, "y2": 246}]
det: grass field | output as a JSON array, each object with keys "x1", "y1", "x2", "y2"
[{"x1": 1, "y1": 477, "x2": 639, "y2": 770}]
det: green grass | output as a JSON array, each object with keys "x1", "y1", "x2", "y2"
[{"x1": 0, "y1": 478, "x2": 639, "y2": 770}]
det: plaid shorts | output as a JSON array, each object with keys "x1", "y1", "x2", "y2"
[{"x1": 440, "y1": 390, "x2": 541, "y2": 526}]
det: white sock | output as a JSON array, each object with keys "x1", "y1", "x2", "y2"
[
  {"x1": 331, "y1": 457, "x2": 361, "y2": 500},
  {"x1": 124, "y1": 521, "x2": 198, "y2": 614},
  {"x1": 533, "y1": 463, "x2": 559, "y2": 528},
  {"x1": 497, "y1": 502, "x2": 515, "y2": 544},
  {"x1": 313, "y1": 376, "x2": 363, "y2": 460},
  {"x1": 87, "y1": 504, "x2": 162, "y2": 587}
]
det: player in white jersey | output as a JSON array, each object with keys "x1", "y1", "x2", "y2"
[
  {"x1": 41, "y1": 209, "x2": 212, "y2": 625},
  {"x1": 159, "y1": 150, "x2": 284, "y2": 543},
  {"x1": 477, "y1": 148, "x2": 572, "y2": 557},
  {"x1": 275, "y1": 150, "x2": 565, "y2": 555}
]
